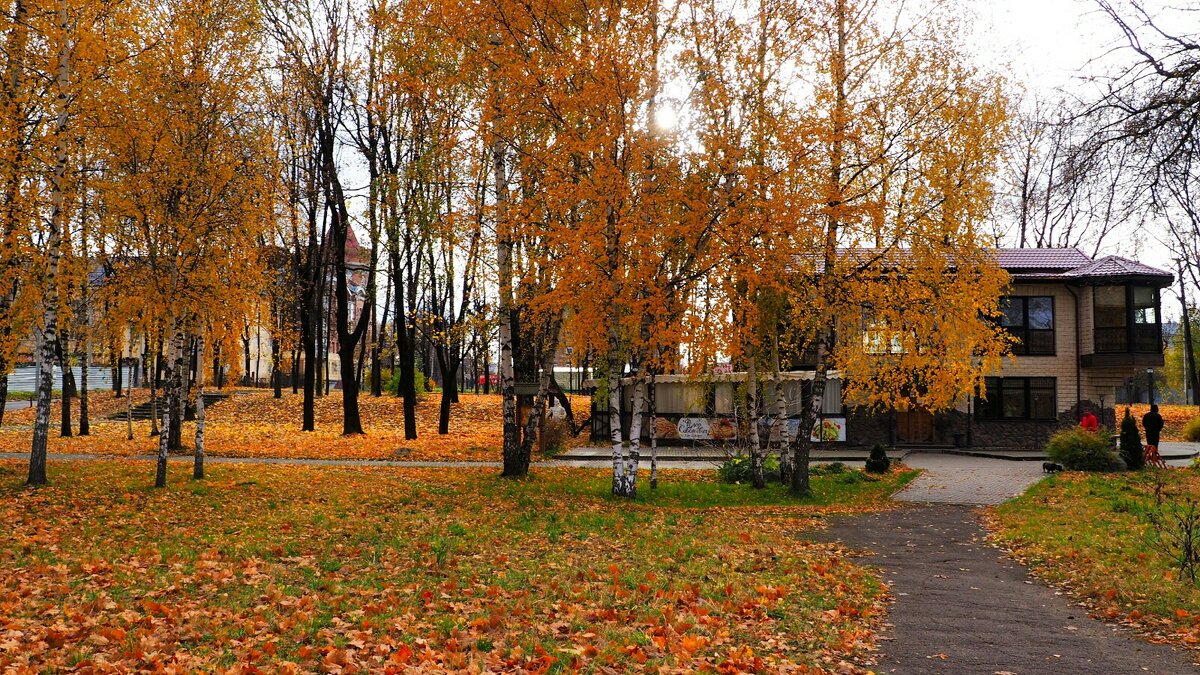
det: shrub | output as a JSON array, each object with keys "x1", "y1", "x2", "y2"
[
  {"x1": 1044, "y1": 427, "x2": 1117, "y2": 472},
  {"x1": 838, "y1": 470, "x2": 878, "y2": 484},
  {"x1": 540, "y1": 417, "x2": 572, "y2": 456},
  {"x1": 1120, "y1": 407, "x2": 1144, "y2": 470},
  {"x1": 1184, "y1": 416, "x2": 1200, "y2": 443},
  {"x1": 386, "y1": 367, "x2": 426, "y2": 399},
  {"x1": 810, "y1": 462, "x2": 846, "y2": 476},
  {"x1": 865, "y1": 444, "x2": 891, "y2": 474},
  {"x1": 718, "y1": 455, "x2": 781, "y2": 484}
]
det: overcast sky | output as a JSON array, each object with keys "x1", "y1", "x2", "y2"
[{"x1": 967, "y1": 0, "x2": 1195, "y2": 278}]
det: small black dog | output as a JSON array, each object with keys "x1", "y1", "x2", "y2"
[{"x1": 1042, "y1": 462, "x2": 1064, "y2": 473}]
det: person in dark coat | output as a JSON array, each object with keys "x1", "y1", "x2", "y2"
[{"x1": 1142, "y1": 404, "x2": 1164, "y2": 450}]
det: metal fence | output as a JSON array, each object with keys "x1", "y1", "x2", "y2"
[{"x1": 5, "y1": 366, "x2": 114, "y2": 392}]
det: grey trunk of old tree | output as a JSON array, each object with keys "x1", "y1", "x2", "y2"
[{"x1": 194, "y1": 333, "x2": 206, "y2": 479}]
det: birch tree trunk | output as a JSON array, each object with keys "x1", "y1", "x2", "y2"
[
  {"x1": 607, "y1": 335, "x2": 627, "y2": 495},
  {"x1": 495, "y1": 138, "x2": 523, "y2": 476},
  {"x1": 155, "y1": 327, "x2": 179, "y2": 488},
  {"x1": 747, "y1": 354, "x2": 764, "y2": 489},
  {"x1": 624, "y1": 375, "x2": 645, "y2": 497},
  {"x1": 28, "y1": 3, "x2": 70, "y2": 485},
  {"x1": 772, "y1": 336, "x2": 792, "y2": 485}
]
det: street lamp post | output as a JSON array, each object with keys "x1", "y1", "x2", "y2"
[{"x1": 1146, "y1": 367, "x2": 1156, "y2": 405}]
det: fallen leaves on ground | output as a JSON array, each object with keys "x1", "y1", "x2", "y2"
[
  {"x1": 0, "y1": 462, "x2": 907, "y2": 673},
  {"x1": 0, "y1": 391, "x2": 514, "y2": 461},
  {"x1": 1126, "y1": 404, "x2": 1200, "y2": 442},
  {"x1": 987, "y1": 469, "x2": 1200, "y2": 659}
]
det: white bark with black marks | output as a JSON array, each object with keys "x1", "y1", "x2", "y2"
[{"x1": 28, "y1": 3, "x2": 71, "y2": 486}]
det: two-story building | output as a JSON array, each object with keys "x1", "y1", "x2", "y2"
[
  {"x1": 594, "y1": 247, "x2": 1174, "y2": 451},
  {"x1": 877, "y1": 248, "x2": 1173, "y2": 449}
]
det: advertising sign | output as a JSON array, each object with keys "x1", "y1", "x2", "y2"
[{"x1": 809, "y1": 417, "x2": 847, "y2": 443}]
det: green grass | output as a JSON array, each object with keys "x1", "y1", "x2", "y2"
[
  {"x1": 992, "y1": 469, "x2": 1200, "y2": 649},
  {"x1": 0, "y1": 461, "x2": 914, "y2": 672},
  {"x1": 2, "y1": 390, "x2": 61, "y2": 402}
]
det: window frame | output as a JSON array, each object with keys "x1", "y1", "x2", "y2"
[
  {"x1": 999, "y1": 296, "x2": 1056, "y2": 356},
  {"x1": 1093, "y1": 284, "x2": 1163, "y2": 354},
  {"x1": 977, "y1": 377, "x2": 1058, "y2": 421}
]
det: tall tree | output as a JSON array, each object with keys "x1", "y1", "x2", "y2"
[{"x1": 99, "y1": 0, "x2": 272, "y2": 485}]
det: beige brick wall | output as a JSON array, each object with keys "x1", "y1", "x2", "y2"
[{"x1": 1079, "y1": 286, "x2": 1095, "y2": 355}]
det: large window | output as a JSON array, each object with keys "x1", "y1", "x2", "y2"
[
  {"x1": 999, "y1": 296, "x2": 1055, "y2": 355},
  {"x1": 977, "y1": 377, "x2": 1057, "y2": 420},
  {"x1": 1094, "y1": 285, "x2": 1162, "y2": 353}
]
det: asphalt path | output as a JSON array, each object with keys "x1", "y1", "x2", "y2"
[{"x1": 813, "y1": 504, "x2": 1198, "y2": 674}]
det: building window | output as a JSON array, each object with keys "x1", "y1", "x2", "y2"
[
  {"x1": 999, "y1": 296, "x2": 1055, "y2": 355},
  {"x1": 1094, "y1": 285, "x2": 1162, "y2": 354},
  {"x1": 977, "y1": 377, "x2": 1057, "y2": 420}
]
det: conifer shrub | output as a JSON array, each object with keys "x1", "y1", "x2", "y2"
[
  {"x1": 865, "y1": 444, "x2": 891, "y2": 474},
  {"x1": 1120, "y1": 407, "x2": 1144, "y2": 471}
]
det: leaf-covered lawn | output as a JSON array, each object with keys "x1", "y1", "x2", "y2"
[
  {"x1": 989, "y1": 469, "x2": 1200, "y2": 655},
  {"x1": 0, "y1": 391, "x2": 519, "y2": 462},
  {"x1": 0, "y1": 462, "x2": 916, "y2": 673}
]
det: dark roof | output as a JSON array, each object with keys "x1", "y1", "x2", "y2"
[
  {"x1": 995, "y1": 248, "x2": 1091, "y2": 271},
  {"x1": 1001, "y1": 249, "x2": 1173, "y2": 286},
  {"x1": 800, "y1": 247, "x2": 1173, "y2": 286},
  {"x1": 1061, "y1": 255, "x2": 1171, "y2": 279}
]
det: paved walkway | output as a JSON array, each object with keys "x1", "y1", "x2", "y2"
[
  {"x1": 895, "y1": 452, "x2": 1047, "y2": 505},
  {"x1": 815, "y1": 504, "x2": 1198, "y2": 674}
]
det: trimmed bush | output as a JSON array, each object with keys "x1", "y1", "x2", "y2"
[
  {"x1": 1045, "y1": 427, "x2": 1117, "y2": 472},
  {"x1": 1120, "y1": 407, "x2": 1144, "y2": 470},
  {"x1": 1184, "y1": 416, "x2": 1200, "y2": 443},
  {"x1": 865, "y1": 444, "x2": 891, "y2": 474}
]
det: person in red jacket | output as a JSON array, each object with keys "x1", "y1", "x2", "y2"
[{"x1": 1080, "y1": 411, "x2": 1099, "y2": 432}]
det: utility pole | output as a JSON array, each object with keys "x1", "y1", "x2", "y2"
[{"x1": 1179, "y1": 259, "x2": 1199, "y2": 406}]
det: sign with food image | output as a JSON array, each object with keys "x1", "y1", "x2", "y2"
[{"x1": 809, "y1": 417, "x2": 846, "y2": 443}]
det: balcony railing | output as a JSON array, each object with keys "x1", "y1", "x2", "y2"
[{"x1": 1094, "y1": 325, "x2": 1161, "y2": 354}]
